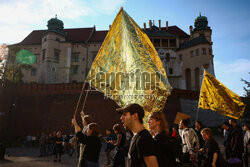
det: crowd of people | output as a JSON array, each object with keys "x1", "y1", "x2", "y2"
[
  {"x1": 25, "y1": 103, "x2": 249, "y2": 167},
  {"x1": 25, "y1": 131, "x2": 78, "y2": 162},
  {"x1": 71, "y1": 103, "x2": 250, "y2": 167}
]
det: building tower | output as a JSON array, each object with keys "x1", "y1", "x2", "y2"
[
  {"x1": 177, "y1": 13, "x2": 215, "y2": 90},
  {"x1": 38, "y1": 16, "x2": 66, "y2": 83}
]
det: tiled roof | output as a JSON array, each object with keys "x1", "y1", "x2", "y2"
[
  {"x1": 19, "y1": 28, "x2": 95, "y2": 45},
  {"x1": 89, "y1": 30, "x2": 108, "y2": 42},
  {"x1": 20, "y1": 30, "x2": 46, "y2": 45},
  {"x1": 178, "y1": 35, "x2": 210, "y2": 50},
  {"x1": 144, "y1": 25, "x2": 189, "y2": 38},
  {"x1": 64, "y1": 28, "x2": 94, "y2": 43},
  {"x1": 18, "y1": 25, "x2": 189, "y2": 45}
]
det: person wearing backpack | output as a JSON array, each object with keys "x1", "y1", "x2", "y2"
[
  {"x1": 179, "y1": 119, "x2": 200, "y2": 164},
  {"x1": 148, "y1": 111, "x2": 176, "y2": 167}
]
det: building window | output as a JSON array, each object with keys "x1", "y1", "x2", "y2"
[
  {"x1": 195, "y1": 68, "x2": 200, "y2": 90},
  {"x1": 170, "y1": 39, "x2": 176, "y2": 47},
  {"x1": 190, "y1": 50, "x2": 194, "y2": 57},
  {"x1": 196, "y1": 49, "x2": 199, "y2": 56},
  {"x1": 154, "y1": 39, "x2": 160, "y2": 47},
  {"x1": 56, "y1": 38, "x2": 60, "y2": 42},
  {"x1": 179, "y1": 54, "x2": 182, "y2": 61},
  {"x1": 54, "y1": 49, "x2": 60, "y2": 63},
  {"x1": 42, "y1": 49, "x2": 46, "y2": 61},
  {"x1": 185, "y1": 68, "x2": 191, "y2": 90},
  {"x1": 208, "y1": 48, "x2": 212, "y2": 55},
  {"x1": 165, "y1": 53, "x2": 170, "y2": 62},
  {"x1": 169, "y1": 68, "x2": 173, "y2": 74},
  {"x1": 31, "y1": 68, "x2": 36, "y2": 76},
  {"x1": 202, "y1": 48, "x2": 206, "y2": 55},
  {"x1": 71, "y1": 65, "x2": 79, "y2": 75},
  {"x1": 162, "y1": 39, "x2": 168, "y2": 47},
  {"x1": 72, "y1": 54, "x2": 79, "y2": 62}
]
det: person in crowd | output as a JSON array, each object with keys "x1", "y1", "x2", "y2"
[
  {"x1": 72, "y1": 117, "x2": 102, "y2": 167},
  {"x1": 118, "y1": 103, "x2": 159, "y2": 167},
  {"x1": 78, "y1": 111, "x2": 94, "y2": 167},
  {"x1": 124, "y1": 129, "x2": 133, "y2": 157},
  {"x1": 148, "y1": 111, "x2": 176, "y2": 167},
  {"x1": 222, "y1": 121, "x2": 231, "y2": 160},
  {"x1": 195, "y1": 121, "x2": 205, "y2": 148},
  {"x1": 39, "y1": 132, "x2": 47, "y2": 157},
  {"x1": 104, "y1": 129, "x2": 116, "y2": 167},
  {"x1": 172, "y1": 126, "x2": 178, "y2": 139},
  {"x1": 53, "y1": 131, "x2": 63, "y2": 162},
  {"x1": 243, "y1": 124, "x2": 250, "y2": 167},
  {"x1": 198, "y1": 128, "x2": 227, "y2": 167},
  {"x1": 179, "y1": 119, "x2": 200, "y2": 163},
  {"x1": 64, "y1": 134, "x2": 71, "y2": 155},
  {"x1": 111, "y1": 124, "x2": 126, "y2": 167},
  {"x1": 25, "y1": 134, "x2": 32, "y2": 147},
  {"x1": 195, "y1": 121, "x2": 205, "y2": 166},
  {"x1": 69, "y1": 135, "x2": 79, "y2": 157},
  {"x1": 46, "y1": 133, "x2": 54, "y2": 155},
  {"x1": 229, "y1": 118, "x2": 244, "y2": 160}
]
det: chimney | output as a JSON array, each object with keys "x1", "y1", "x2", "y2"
[
  {"x1": 189, "y1": 26, "x2": 193, "y2": 37},
  {"x1": 166, "y1": 21, "x2": 168, "y2": 30},
  {"x1": 143, "y1": 23, "x2": 146, "y2": 31},
  {"x1": 149, "y1": 20, "x2": 152, "y2": 30},
  {"x1": 109, "y1": 25, "x2": 111, "y2": 29},
  {"x1": 158, "y1": 20, "x2": 161, "y2": 30}
]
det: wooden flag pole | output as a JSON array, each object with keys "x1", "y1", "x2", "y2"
[
  {"x1": 81, "y1": 83, "x2": 90, "y2": 113},
  {"x1": 74, "y1": 82, "x2": 86, "y2": 117}
]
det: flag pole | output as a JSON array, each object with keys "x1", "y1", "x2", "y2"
[
  {"x1": 196, "y1": 69, "x2": 205, "y2": 122},
  {"x1": 81, "y1": 83, "x2": 90, "y2": 112},
  {"x1": 74, "y1": 82, "x2": 86, "y2": 117}
]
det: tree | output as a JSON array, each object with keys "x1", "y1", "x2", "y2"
[
  {"x1": 241, "y1": 72, "x2": 250, "y2": 122},
  {"x1": 1, "y1": 45, "x2": 31, "y2": 83},
  {"x1": 241, "y1": 72, "x2": 250, "y2": 98}
]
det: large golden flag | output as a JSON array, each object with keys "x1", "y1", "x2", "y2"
[
  {"x1": 86, "y1": 7, "x2": 171, "y2": 123},
  {"x1": 198, "y1": 70, "x2": 246, "y2": 120}
]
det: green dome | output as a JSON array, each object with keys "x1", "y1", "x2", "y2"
[
  {"x1": 47, "y1": 15, "x2": 65, "y2": 36},
  {"x1": 194, "y1": 13, "x2": 210, "y2": 31}
]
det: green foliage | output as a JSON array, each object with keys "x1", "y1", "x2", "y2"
[
  {"x1": 1, "y1": 46, "x2": 32, "y2": 83},
  {"x1": 241, "y1": 72, "x2": 250, "y2": 98},
  {"x1": 241, "y1": 72, "x2": 250, "y2": 122}
]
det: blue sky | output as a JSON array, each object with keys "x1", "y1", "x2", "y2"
[{"x1": 0, "y1": 0, "x2": 249, "y2": 96}]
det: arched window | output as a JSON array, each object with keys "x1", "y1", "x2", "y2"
[
  {"x1": 185, "y1": 68, "x2": 191, "y2": 90},
  {"x1": 195, "y1": 68, "x2": 200, "y2": 90}
]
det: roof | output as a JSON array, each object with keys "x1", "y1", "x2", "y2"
[
  {"x1": 178, "y1": 35, "x2": 210, "y2": 50},
  {"x1": 144, "y1": 25, "x2": 189, "y2": 38},
  {"x1": 19, "y1": 28, "x2": 95, "y2": 45},
  {"x1": 89, "y1": 30, "x2": 108, "y2": 42},
  {"x1": 18, "y1": 25, "x2": 189, "y2": 45}
]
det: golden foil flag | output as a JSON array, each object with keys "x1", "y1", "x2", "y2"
[
  {"x1": 198, "y1": 70, "x2": 246, "y2": 120},
  {"x1": 86, "y1": 7, "x2": 171, "y2": 124}
]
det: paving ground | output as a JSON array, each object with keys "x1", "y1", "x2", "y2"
[{"x1": 0, "y1": 136, "x2": 249, "y2": 167}]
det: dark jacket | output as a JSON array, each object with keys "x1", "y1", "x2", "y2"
[{"x1": 229, "y1": 125, "x2": 244, "y2": 158}]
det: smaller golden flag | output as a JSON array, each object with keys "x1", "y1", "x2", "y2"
[{"x1": 198, "y1": 70, "x2": 246, "y2": 120}]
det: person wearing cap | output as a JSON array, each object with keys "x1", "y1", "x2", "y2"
[
  {"x1": 243, "y1": 124, "x2": 250, "y2": 167},
  {"x1": 117, "y1": 103, "x2": 159, "y2": 167}
]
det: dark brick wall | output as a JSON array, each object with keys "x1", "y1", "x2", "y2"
[{"x1": 0, "y1": 82, "x2": 200, "y2": 138}]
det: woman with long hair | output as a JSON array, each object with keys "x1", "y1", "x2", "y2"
[{"x1": 148, "y1": 111, "x2": 176, "y2": 167}]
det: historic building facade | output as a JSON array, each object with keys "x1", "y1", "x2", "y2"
[{"x1": 8, "y1": 14, "x2": 214, "y2": 91}]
